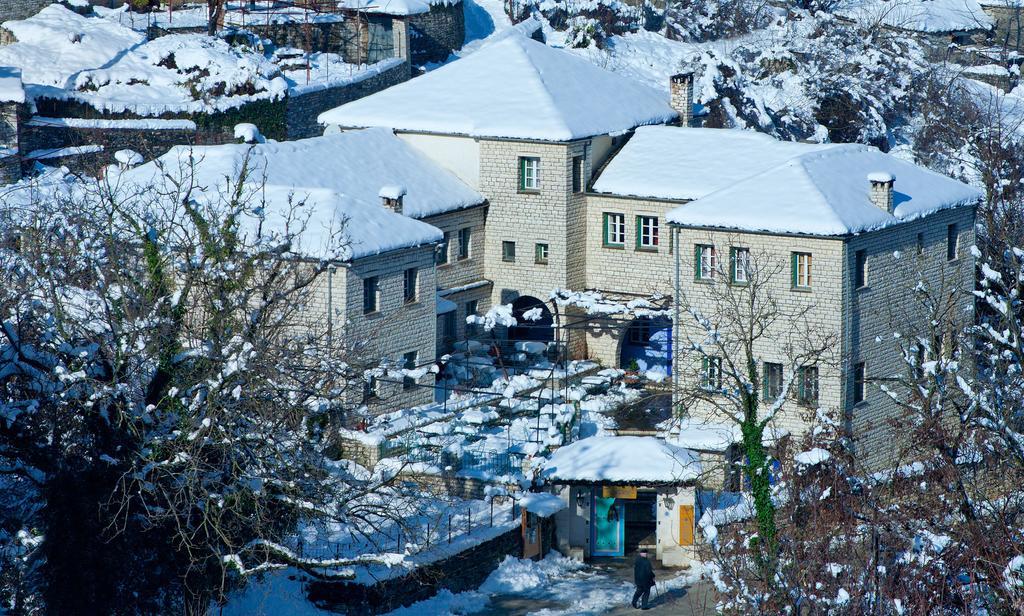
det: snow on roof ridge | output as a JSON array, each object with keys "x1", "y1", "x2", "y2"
[{"x1": 318, "y1": 33, "x2": 678, "y2": 141}]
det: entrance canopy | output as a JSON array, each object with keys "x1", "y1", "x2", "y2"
[{"x1": 541, "y1": 436, "x2": 701, "y2": 485}]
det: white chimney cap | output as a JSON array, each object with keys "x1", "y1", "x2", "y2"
[
  {"x1": 379, "y1": 184, "x2": 407, "y2": 199},
  {"x1": 867, "y1": 171, "x2": 894, "y2": 183}
]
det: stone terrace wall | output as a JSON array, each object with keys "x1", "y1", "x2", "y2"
[
  {"x1": 0, "y1": 0, "x2": 53, "y2": 23},
  {"x1": 407, "y1": 2, "x2": 465, "y2": 64},
  {"x1": 285, "y1": 59, "x2": 409, "y2": 138},
  {"x1": 306, "y1": 526, "x2": 521, "y2": 614},
  {"x1": 247, "y1": 14, "x2": 396, "y2": 64},
  {"x1": 0, "y1": 153, "x2": 20, "y2": 184},
  {"x1": 18, "y1": 59, "x2": 408, "y2": 174}
]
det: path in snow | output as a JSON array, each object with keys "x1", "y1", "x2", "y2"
[{"x1": 384, "y1": 553, "x2": 716, "y2": 616}]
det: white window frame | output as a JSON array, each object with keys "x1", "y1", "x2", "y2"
[
  {"x1": 732, "y1": 247, "x2": 750, "y2": 284},
  {"x1": 697, "y1": 245, "x2": 717, "y2": 280},
  {"x1": 794, "y1": 252, "x2": 813, "y2": 289},
  {"x1": 520, "y1": 157, "x2": 540, "y2": 191},
  {"x1": 637, "y1": 215, "x2": 659, "y2": 250},
  {"x1": 604, "y1": 212, "x2": 625, "y2": 246}
]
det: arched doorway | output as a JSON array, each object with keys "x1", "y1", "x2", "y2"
[
  {"x1": 620, "y1": 316, "x2": 672, "y2": 374},
  {"x1": 509, "y1": 296, "x2": 553, "y2": 341}
]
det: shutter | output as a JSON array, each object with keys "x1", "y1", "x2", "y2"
[
  {"x1": 679, "y1": 505, "x2": 695, "y2": 546},
  {"x1": 701, "y1": 356, "x2": 708, "y2": 388},
  {"x1": 761, "y1": 363, "x2": 769, "y2": 401},
  {"x1": 791, "y1": 253, "x2": 798, "y2": 287},
  {"x1": 518, "y1": 158, "x2": 526, "y2": 191},
  {"x1": 729, "y1": 247, "x2": 737, "y2": 283},
  {"x1": 694, "y1": 245, "x2": 702, "y2": 279},
  {"x1": 602, "y1": 213, "x2": 608, "y2": 245},
  {"x1": 797, "y1": 367, "x2": 805, "y2": 402},
  {"x1": 636, "y1": 216, "x2": 643, "y2": 249}
]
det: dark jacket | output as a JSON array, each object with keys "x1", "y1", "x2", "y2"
[{"x1": 634, "y1": 554, "x2": 655, "y2": 588}]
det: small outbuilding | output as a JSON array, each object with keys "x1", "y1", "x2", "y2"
[{"x1": 539, "y1": 436, "x2": 702, "y2": 567}]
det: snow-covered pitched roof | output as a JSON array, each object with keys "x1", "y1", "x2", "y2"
[
  {"x1": 117, "y1": 132, "x2": 459, "y2": 260},
  {"x1": 0, "y1": 67, "x2": 24, "y2": 104},
  {"x1": 318, "y1": 34, "x2": 679, "y2": 141},
  {"x1": 836, "y1": 0, "x2": 993, "y2": 33},
  {"x1": 596, "y1": 126, "x2": 981, "y2": 236},
  {"x1": 593, "y1": 126, "x2": 831, "y2": 201},
  {"x1": 541, "y1": 436, "x2": 701, "y2": 484}
]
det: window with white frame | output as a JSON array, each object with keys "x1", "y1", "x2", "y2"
[
  {"x1": 636, "y1": 216, "x2": 659, "y2": 250},
  {"x1": 603, "y1": 213, "x2": 625, "y2": 247},
  {"x1": 702, "y1": 356, "x2": 723, "y2": 391},
  {"x1": 519, "y1": 156, "x2": 540, "y2": 191},
  {"x1": 798, "y1": 366, "x2": 819, "y2": 406},
  {"x1": 535, "y1": 242, "x2": 549, "y2": 264},
  {"x1": 696, "y1": 245, "x2": 717, "y2": 280},
  {"x1": 792, "y1": 252, "x2": 813, "y2": 289},
  {"x1": 731, "y1": 247, "x2": 750, "y2": 284},
  {"x1": 763, "y1": 362, "x2": 783, "y2": 400}
]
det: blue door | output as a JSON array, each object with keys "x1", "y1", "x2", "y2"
[{"x1": 591, "y1": 495, "x2": 625, "y2": 556}]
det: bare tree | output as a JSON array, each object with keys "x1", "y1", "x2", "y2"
[
  {"x1": 674, "y1": 243, "x2": 837, "y2": 576},
  {"x1": 0, "y1": 154, "x2": 413, "y2": 612}
]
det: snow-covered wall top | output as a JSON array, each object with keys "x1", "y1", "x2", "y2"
[
  {"x1": 113, "y1": 132, "x2": 464, "y2": 260},
  {"x1": 0, "y1": 67, "x2": 24, "y2": 104},
  {"x1": 613, "y1": 127, "x2": 983, "y2": 236},
  {"x1": 541, "y1": 436, "x2": 702, "y2": 484},
  {"x1": 318, "y1": 33, "x2": 679, "y2": 141},
  {"x1": 836, "y1": 0, "x2": 994, "y2": 33},
  {"x1": 336, "y1": 0, "x2": 460, "y2": 16}
]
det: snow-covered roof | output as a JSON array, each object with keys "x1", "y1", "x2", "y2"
[
  {"x1": 836, "y1": 0, "x2": 993, "y2": 33},
  {"x1": 520, "y1": 491, "x2": 567, "y2": 518},
  {"x1": 318, "y1": 34, "x2": 679, "y2": 141},
  {"x1": 593, "y1": 126, "x2": 829, "y2": 201},
  {"x1": 541, "y1": 436, "x2": 701, "y2": 484},
  {"x1": 336, "y1": 0, "x2": 460, "y2": 16},
  {"x1": 116, "y1": 132, "x2": 459, "y2": 260},
  {"x1": 0, "y1": 67, "x2": 24, "y2": 104},
  {"x1": 596, "y1": 126, "x2": 982, "y2": 236}
]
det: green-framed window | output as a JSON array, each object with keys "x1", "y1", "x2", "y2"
[
  {"x1": 763, "y1": 362, "x2": 783, "y2": 401},
  {"x1": 791, "y1": 252, "x2": 813, "y2": 289},
  {"x1": 519, "y1": 156, "x2": 540, "y2": 191},
  {"x1": 701, "y1": 356, "x2": 723, "y2": 391},
  {"x1": 502, "y1": 241, "x2": 516, "y2": 262},
  {"x1": 730, "y1": 247, "x2": 750, "y2": 284},
  {"x1": 535, "y1": 242, "x2": 549, "y2": 264},
  {"x1": 636, "y1": 216, "x2": 659, "y2": 250},
  {"x1": 695, "y1": 244, "x2": 716, "y2": 280},
  {"x1": 603, "y1": 212, "x2": 625, "y2": 247},
  {"x1": 798, "y1": 366, "x2": 819, "y2": 407}
]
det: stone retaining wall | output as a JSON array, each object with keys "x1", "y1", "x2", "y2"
[
  {"x1": 0, "y1": 153, "x2": 20, "y2": 184},
  {"x1": 285, "y1": 59, "x2": 409, "y2": 138},
  {"x1": 407, "y1": 2, "x2": 465, "y2": 64},
  {"x1": 306, "y1": 525, "x2": 522, "y2": 614},
  {"x1": 17, "y1": 59, "x2": 408, "y2": 174},
  {"x1": 247, "y1": 15, "x2": 396, "y2": 64},
  {"x1": 0, "y1": 0, "x2": 53, "y2": 23}
]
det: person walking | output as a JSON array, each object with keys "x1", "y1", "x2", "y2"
[{"x1": 632, "y1": 550, "x2": 656, "y2": 610}]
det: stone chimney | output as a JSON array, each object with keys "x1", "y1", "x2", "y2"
[
  {"x1": 670, "y1": 72, "x2": 694, "y2": 127},
  {"x1": 867, "y1": 172, "x2": 895, "y2": 214},
  {"x1": 379, "y1": 184, "x2": 407, "y2": 213}
]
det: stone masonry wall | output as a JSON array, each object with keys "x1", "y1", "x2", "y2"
[
  {"x1": 344, "y1": 244, "x2": 439, "y2": 417},
  {"x1": 0, "y1": 0, "x2": 53, "y2": 23},
  {"x1": 284, "y1": 59, "x2": 410, "y2": 138},
  {"x1": 422, "y1": 205, "x2": 487, "y2": 291},
  {"x1": 982, "y1": 4, "x2": 1024, "y2": 50},
  {"x1": 307, "y1": 525, "x2": 521, "y2": 614},
  {"x1": 0, "y1": 153, "x2": 19, "y2": 184},
  {"x1": 406, "y1": 1, "x2": 465, "y2": 64},
  {"x1": 672, "y1": 229, "x2": 846, "y2": 442},
  {"x1": 0, "y1": 103, "x2": 20, "y2": 150},
  {"x1": 842, "y1": 205, "x2": 977, "y2": 470},
  {"x1": 480, "y1": 138, "x2": 583, "y2": 308},
  {"x1": 247, "y1": 14, "x2": 396, "y2": 65}
]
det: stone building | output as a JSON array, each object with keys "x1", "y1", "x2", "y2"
[
  {"x1": 318, "y1": 33, "x2": 981, "y2": 471},
  {"x1": 112, "y1": 128, "x2": 488, "y2": 420},
  {"x1": 592, "y1": 125, "x2": 980, "y2": 472},
  {"x1": 319, "y1": 34, "x2": 679, "y2": 346},
  {"x1": 0, "y1": 67, "x2": 24, "y2": 184}
]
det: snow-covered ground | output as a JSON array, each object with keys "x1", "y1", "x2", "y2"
[{"x1": 384, "y1": 553, "x2": 704, "y2": 616}]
